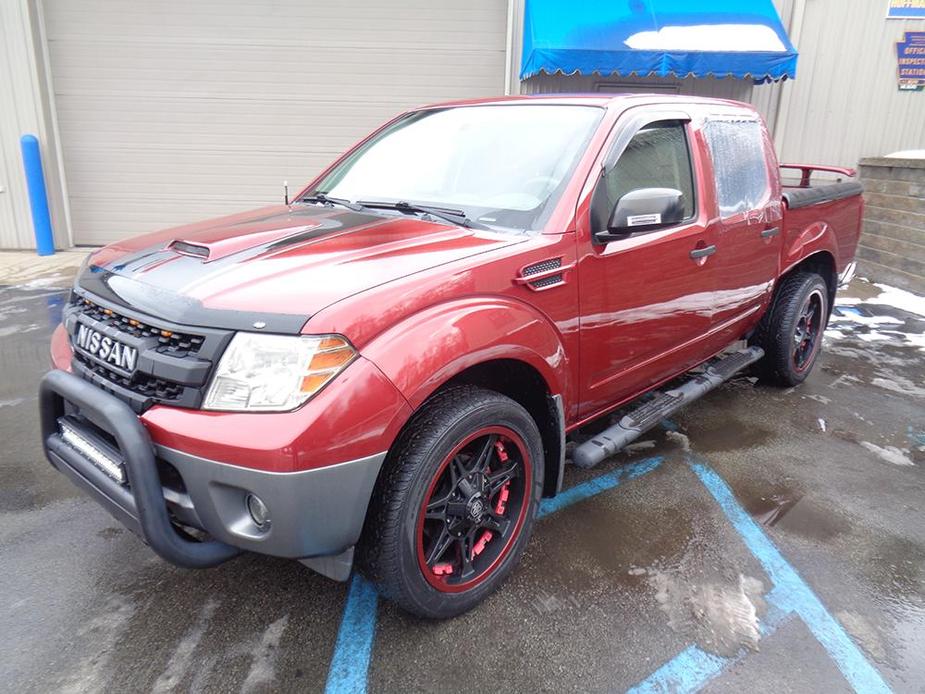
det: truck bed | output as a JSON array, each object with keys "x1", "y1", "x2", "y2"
[
  {"x1": 779, "y1": 164, "x2": 864, "y2": 271},
  {"x1": 780, "y1": 163, "x2": 864, "y2": 209}
]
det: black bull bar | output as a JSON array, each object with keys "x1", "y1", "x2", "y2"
[{"x1": 39, "y1": 369, "x2": 239, "y2": 568}]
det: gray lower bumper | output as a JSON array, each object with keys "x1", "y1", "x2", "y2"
[
  {"x1": 159, "y1": 445, "x2": 386, "y2": 568},
  {"x1": 41, "y1": 368, "x2": 385, "y2": 581}
]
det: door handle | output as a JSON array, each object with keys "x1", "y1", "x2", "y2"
[
  {"x1": 760, "y1": 227, "x2": 780, "y2": 239},
  {"x1": 689, "y1": 245, "x2": 716, "y2": 259}
]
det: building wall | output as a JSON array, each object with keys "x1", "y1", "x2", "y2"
[
  {"x1": 42, "y1": 0, "x2": 508, "y2": 247},
  {"x1": 0, "y1": 0, "x2": 69, "y2": 250},
  {"x1": 521, "y1": 72, "x2": 754, "y2": 102},
  {"x1": 856, "y1": 158, "x2": 925, "y2": 293},
  {"x1": 771, "y1": 0, "x2": 925, "y2": 168}
]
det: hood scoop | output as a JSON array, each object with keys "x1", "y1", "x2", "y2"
[{"x1": 170, "y1": 240, "x2": 211, "y2": 260}]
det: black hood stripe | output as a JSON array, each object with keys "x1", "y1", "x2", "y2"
[{"x1": 78, "y1": 207, "x2": 396, "y2": 331}]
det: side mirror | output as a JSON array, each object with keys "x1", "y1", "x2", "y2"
[{"x1": 596, "y1": 188, "x2": 685, "y2": 242}]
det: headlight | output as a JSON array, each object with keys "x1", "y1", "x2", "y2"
[{"x1": 203, "y1": 333, "x2": 356, "y2": 412}]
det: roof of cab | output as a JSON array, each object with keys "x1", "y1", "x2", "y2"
[{"x1": 416, "y1": 93, "x2": 754, "y2": 113}]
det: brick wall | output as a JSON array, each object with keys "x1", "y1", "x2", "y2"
[{"x1": 857, "y1": 158, "x2": 925, "y2": 294}]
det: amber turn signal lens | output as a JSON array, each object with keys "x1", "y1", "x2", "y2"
[
  {"x1": 300, "y1": 372, "x2": 334, "y2": 393},
  {"x1": 309, "y1": 347, "x2": 354, "y2": 371},
  {"x1": 297, "y1": 337, "x2": 356, "y2": 395},
  {"x1": 318, "y1": 336, "x2": 347, "y2": 350}
]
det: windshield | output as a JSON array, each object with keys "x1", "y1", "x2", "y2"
[{"x1": 310, "y1": 104, "x2": 604, "y2": 231}]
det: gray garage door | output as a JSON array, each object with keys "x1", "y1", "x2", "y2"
[{"x1": 43, "y1": 0, "x2": 508, "y2": 246}]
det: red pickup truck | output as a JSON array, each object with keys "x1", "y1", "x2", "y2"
[{"x1": 40, "y1": 95, "x2": 863, "y2": 618}]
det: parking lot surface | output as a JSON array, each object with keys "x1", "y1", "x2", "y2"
[{"x1": 1, "y1": 271, "x2": 923, "y2": 693}]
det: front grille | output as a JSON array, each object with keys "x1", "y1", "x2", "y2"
[
  {"x1": 74, "y1": 296, "x2": 205, "y2": 358},
  {"x1": 66, "y1": 293, "x2": 232, "y2": 412},
  {"x1": 74, "y1": 352, "x2": 185, "y2": 402}
]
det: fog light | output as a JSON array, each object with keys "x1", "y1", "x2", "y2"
[{"x1": 246, "y1": 493, "x2": 270, "y2": 529}]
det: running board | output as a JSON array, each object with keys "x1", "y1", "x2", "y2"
[{"x1": 571, "y1": 346, "x2": 765, "y2": 469}]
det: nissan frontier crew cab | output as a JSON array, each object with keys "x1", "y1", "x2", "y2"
[{"x1": 40, "y1": 95, "x2": 863, "y2": 619}]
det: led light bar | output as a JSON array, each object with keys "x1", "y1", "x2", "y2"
[{"x1": 59, "y1": 420, "x2": 126, "y2": 485}]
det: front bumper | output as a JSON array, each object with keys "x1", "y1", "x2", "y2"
[{"x1": 40, "y1": 369, "x2": 385, "y2": 578}]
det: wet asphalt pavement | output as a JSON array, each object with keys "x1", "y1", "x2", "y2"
[{"x1": 1, "y1": 275, "x2": 923, "y2": 693}]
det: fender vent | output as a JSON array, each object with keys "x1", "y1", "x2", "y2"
[
  {"x1": 523, "y1": 257, "x2": 562, "y2": 276},
  {"x1": 529, "y1": 274, "x2": 564, "y2": 289},
  {"x1": 515, "y1": 256, "x2": 572, "y2": 292}
]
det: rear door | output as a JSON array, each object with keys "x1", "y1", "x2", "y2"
[
  {"x1": 576, "y1": 111, "x2": 721, "y2": 418},
  {"x1": 700, "y1": 116, "x2": 783, "y2": 343}
]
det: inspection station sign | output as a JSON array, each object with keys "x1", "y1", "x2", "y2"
[
  {"x1": 897, "y1": 31, "x2": 925, "y2": 91},
  {"x1": 888, "y1": 0, "x2": 925, "y2": 19},
  {"x1": 896, "y1": 31, "x2": 925, "y2": 92}
]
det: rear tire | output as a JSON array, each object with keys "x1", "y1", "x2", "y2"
[
  {"x1": 358, "y1": 385, "x2": 544, "y2": 619},
  {"x1": 752, "y1": 272, "x2": 829, "y2": 386}
]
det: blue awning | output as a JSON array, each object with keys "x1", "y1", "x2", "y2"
[{"x1": 521, "y1": 0, "x2": 798, "y2": 83}]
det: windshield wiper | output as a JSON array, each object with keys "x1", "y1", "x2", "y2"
[
  {"x1": 299, "y1": 191, "x2": 364, "y2": 211},
  {"x1": 357, "y1": 200, "x2": 487, "y2": 230}
]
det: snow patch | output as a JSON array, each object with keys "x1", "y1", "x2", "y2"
[
  {"x1": 151, "y1": 599, "x2": 219, "y2": 694},
  {"x1": 625, "y1": 24, "x2": 787, "y2": 52},
  {"x1": 666, "y1": 430, "x2": 691, "y2": 451},
  {"x1": 872, "y1": 283, "x2": 925, "y2": 318},
  {"x1": 650, "y1": 571, "x2": 766, "y2": 656},
  {"x1": 240, "y1": 615, "x2": 289, "y2": 693},
  {"x1": 871, "y1": 376, "x2": 925, "y2": 398},
  {"x1": 860, "y1": 442, "x2": 914, "y2": 466}
]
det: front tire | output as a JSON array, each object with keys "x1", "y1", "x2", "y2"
[
  {"x1": 753, "y1": 272, "x2": 829, "y2": 386},
  {"x1": 358, "y1": 386, "x2": 544, "y2": 619}
]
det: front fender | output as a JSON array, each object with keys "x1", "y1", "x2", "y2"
[{"x1": 361, "y1": 297, "x2": 571, "y2": 411}]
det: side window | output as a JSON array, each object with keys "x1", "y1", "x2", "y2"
[
  {"x1": 703, "y1": 119, "x2": 770, "y2": 218},
  {"x1": 593, "y1": 122, "x2": 695, "y2": 231}
]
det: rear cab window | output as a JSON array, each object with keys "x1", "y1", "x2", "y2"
[{"x1": 702, "y1": 119, "x2": 771, "y2": 219}]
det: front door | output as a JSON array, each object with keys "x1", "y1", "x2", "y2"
[{"x1": 577, "y1": 115, "x2": 720, "y2": 419}]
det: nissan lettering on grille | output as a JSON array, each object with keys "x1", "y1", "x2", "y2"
[{"x1": 75, "y1": 323, "x2": 138, "y2": 373}]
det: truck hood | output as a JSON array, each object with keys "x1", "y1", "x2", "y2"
[{"x1": 77, "y1": 204, "x2": 525, "y2": 332}]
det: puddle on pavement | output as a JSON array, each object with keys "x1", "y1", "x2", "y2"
[
  {"x1": 680, "y1": 415, "x2": 774, "y2": 453},
  {"x1": 531, "y1": 475, "x2": 706, "y2": 595},
  {"x1": 0, "y1": 285, "x2": 78, "y2": 513}
]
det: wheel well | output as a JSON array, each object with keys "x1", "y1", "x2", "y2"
[
  {"x1": 445, "y1": 359, "x2": 563, "y2": 498},
  {"x1": 782, "y1": 251, "x2": 837, "y2": 314}
]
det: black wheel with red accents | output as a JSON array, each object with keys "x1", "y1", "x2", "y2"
[
  {"x1": 752, "y1": 271, "x2": 829, "y2": 386},
  {"x1": 358, "y1": 386, "x2": 544, "y2": 619}
]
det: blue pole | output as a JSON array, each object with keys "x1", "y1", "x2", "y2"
[{"x1": 20, "y1": 134, "x2": 56, "y2": 256}]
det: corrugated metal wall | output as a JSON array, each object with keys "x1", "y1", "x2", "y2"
[
  {"x1": 772, "y1": 0, "x2": 925, "y2": 167},
  {"x1": 42, "y1": 0, "x2": 508, "y2": 246},
  {"x1": 0, "y1": 0, "x2": 68, "y2": 250},
  {"x1": 521, "y1": 72, "x2": 754, "y2": 102}
]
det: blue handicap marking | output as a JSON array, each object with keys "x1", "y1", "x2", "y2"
[
  {"x1": 537, "y1": 455, "x2": 663, "y2": 518},
  {"x1": 325, "y1": 574, "x2": 379, "y2": 694},
  {"x1": 324, "y1": 453, "x2": 890, "y2": 693},
  {"x1": 629, "y1": 457, "x2": 890, "y2": 694},
  {"x1": 324, "y1": 456, "x2": 664, "y2": 692},
  {"x1": 629, "y1": 602, "x2": 791, "y2": 694}
]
